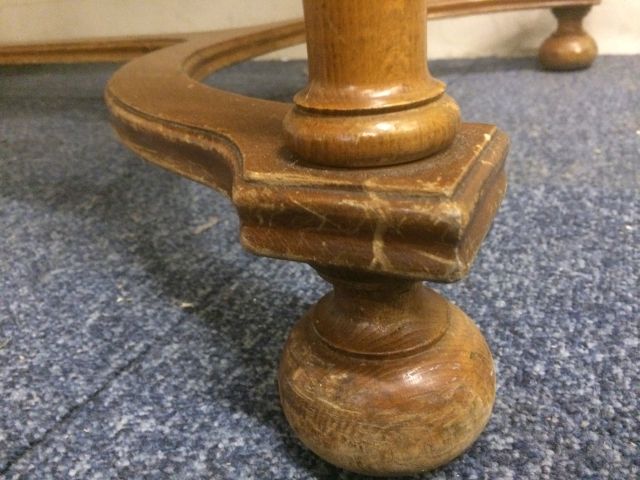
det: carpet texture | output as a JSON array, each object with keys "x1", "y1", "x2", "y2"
[{"x1": 0, "y1": 56, "x2": 638, "y2": 479}]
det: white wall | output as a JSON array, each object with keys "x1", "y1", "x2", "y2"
[{"x1": 0, "y1": 0, "x2": 638, "y2": 59}]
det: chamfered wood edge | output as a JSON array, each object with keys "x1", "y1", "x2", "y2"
[
  {"x1": 237, "y1": 128, "x2": 509, "y2": 281},
  {"x1": 0, "y1": 0, "x2": 599, "y2": 65}
]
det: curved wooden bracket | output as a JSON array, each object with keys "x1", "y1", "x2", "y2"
[{"x1": 106, "y1": 21, "x2": 507, "y2": 282}]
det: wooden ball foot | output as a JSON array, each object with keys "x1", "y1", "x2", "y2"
[
  {"x1": 539, "y1": 6, "x2": 597, "y2": 71},
  {"x1": 279, "y1": 269, "x2": 495, "y2": 476}
]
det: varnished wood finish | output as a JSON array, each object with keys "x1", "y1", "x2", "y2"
[
  {"x1": 275, "y1": 3, "x2": 503, "y2": 473},
  {"x1": 283, "y1": 0, "x2": 460, "y2": 167},
  {"x1": 104, "y1": 3, "x2": 510, "y2": 475},
  {"x1": 539, "y1": 5, "x2": 598, "y2": 70},
  {"x1": 0, "y1": 0, "x2": 599, "y2": 66},
  {"x1": 280, "y1": 270, "x2": 496, "y2": 475}
]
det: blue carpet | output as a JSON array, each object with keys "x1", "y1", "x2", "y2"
[{"x1": 0, "y1": 56, "x2": 638, "y2": 479}]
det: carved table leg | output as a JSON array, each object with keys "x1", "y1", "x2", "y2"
[
  {"x1": 106, "y1": 0, "x2": 509, "y2": 475},
  {"x1": 277, "y1": 0, "x2": 506, "y2": 475},
  {"x1": 539, "y1": 5, "x2": 598, "y2": 70}
]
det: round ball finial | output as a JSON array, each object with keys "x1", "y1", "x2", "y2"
[{"x1": 278, "y1": 274, "x2": 495, "y2": 476}]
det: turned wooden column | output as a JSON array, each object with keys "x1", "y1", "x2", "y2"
[{"x1": 284, "y1": 0, "x2": 460, "y2": 167}]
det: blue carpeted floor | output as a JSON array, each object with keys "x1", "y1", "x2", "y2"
[{"x1": 0, "y1": 56, "x2": 638, "y2": 479}]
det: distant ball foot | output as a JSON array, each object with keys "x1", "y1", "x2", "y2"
[{"x1": 539, "y1": 6, "x2": 598, "y2": 71}]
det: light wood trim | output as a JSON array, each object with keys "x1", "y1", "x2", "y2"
[
  {"x1": 0, "y1": 34, "x2": 190, "y2": 65},
  {"x1": 0, "y1": 0, "x2": 600, "y2": 65},
  {"x1": 427, "y1": 0, "x2": 598, "y2": 18}
]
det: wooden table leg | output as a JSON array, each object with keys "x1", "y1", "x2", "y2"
[
  {"x1": 277, "y1": 0, "x2": 505, "y2": 475},
  {"x1": 105, "y1": 1, "x2": 510, "y2": 475},
  {"x1": 539, "y1": 5, "x2": 598, "y2": 70}
]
